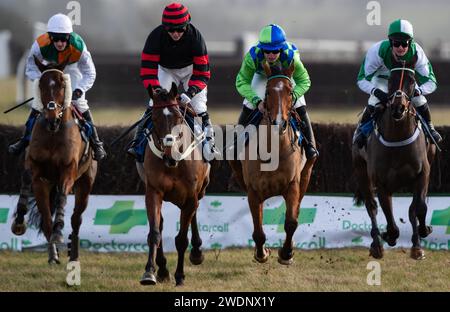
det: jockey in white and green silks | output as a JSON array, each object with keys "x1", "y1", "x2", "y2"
[
  {"x1": 353, "y1": 19, "x2": 441, "y2": 148},
  {"x1": 235, "y1": 24, "x2": 318, "y2": 159}
]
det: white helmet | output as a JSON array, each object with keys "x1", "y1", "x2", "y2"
[{"x1": 47, "y1": 13, "x2": 73, "y2": 34}]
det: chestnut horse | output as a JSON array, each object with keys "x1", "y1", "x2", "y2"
[
  {"x1": 353, "y1": 58, "x2": 436, "y2": 260},
  {"x1": 230, "y1": 62, "x2": 316, "y2": 265},
  {"x1": 11, "y1": 57, "x2": 97, "y2": 264},
  {"x1": 136, "y1": 83, "x2": 210, "y2": 286}
]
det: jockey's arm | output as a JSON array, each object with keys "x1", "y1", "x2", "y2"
[
  {"x1": 414, "y1": 44, "x2": 437, "y2": 96},
  {"x1": 292, "y1": 53, "x2": 311, "y2": 100},
  {"x1": 140, "y1": 28, "x2": 161, "y2": 91},
  {"x1": 186, "y1": 29, "x2": 210, "y2": 98},
  {"x1": 76, "y1": 47, "x2": 96, "y2": 93},
  {"x1": 356, "y1": 41, "x2": 384, "y2": 94},
  {"x1": 236, "y1": 52, "x2": 260, "y2": 107},
  {"x1": 25, "y1": 41, "x2": 43, "y2": 81}
]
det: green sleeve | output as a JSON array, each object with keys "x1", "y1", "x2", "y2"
[
  {"x1": 235, "y1": 52, "x2": 261, "y2": 107},
  {"x1": 292, "y1": 52, "x2": 311, "y2": 100}
]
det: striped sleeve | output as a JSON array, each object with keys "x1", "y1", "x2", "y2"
[
  {"x1": 140, "y1": 29, "x2": 161, "y2": 89},
  {"x1": 187, "y1": 29, "x2": 210, "y2": 96}
]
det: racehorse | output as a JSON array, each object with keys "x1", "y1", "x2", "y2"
[
  {"x1": 136, "y1": 83, "x2": 210, "y2": 286},
  {"x1": 11, "y1": 56, "x2": 97, "y2": 264},
  {"x1": 229, "y1": 61, "x2": 316, "y2": 265},
  {"x1": 352, "y1": 57, "x2": 436, "y2": 260}
]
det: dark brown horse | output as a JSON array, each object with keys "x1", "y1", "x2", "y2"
[
  {"x1": 11, "y1": 56, "x2": 97, "y2": 264},
  {"x1": 353, "y1": 57, "x2": 436, "y2": 260},
  {"x1": 229, "y1": 62, "x2": 316, "y2": 265},
  {"x1": 136, "y1": 83, "x2": 210, "y2": 286}
]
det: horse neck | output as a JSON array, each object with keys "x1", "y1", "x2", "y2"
[{"x1": 379, "y1": 108, "x2": 417, "y2": 141}]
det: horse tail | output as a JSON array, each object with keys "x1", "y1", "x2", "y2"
[{"x1": 27, "y1": 186, "x2": 58, "y2": 234}]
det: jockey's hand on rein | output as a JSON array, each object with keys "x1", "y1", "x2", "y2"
[
  {"x1": 372, "y1": 88, "x2": 388, "y2": 103},
  {"x1": 179, "y1": 93, "x2": 192, "y2": 105},
  {"x1": 72, "y1": 89, "x2": 83, "y2": 101},
  {"x1": 257, "y1": 100, "x2": 264, "y2": 112}
]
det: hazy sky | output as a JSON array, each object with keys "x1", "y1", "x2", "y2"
[{"x1": 1, "y1": 0, "x2": 449, "y2": 52}]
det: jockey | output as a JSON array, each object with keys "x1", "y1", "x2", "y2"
[
  {"x1": 354, "y1": 19, "x2": 441, "y2": 148},
  {"x1": 127, "y1": 2, "x2": 220, "y2": 160},
  {"x1": 8, "y1": 13, "x2": 106, "y2": 160},
  {"x1": 235, "y1": 24, "x2": 318, "y2": 159}
]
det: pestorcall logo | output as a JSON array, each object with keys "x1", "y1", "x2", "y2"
[
  {"x1": 430, "y1": 206, "x2": 450, "y2": 234},
  {"x1": 263, "y1": 202, "x2": 316, "y2": 232},
  {"x1": 208, "y1": 200, "x2": 223, "y2": 212},
  {"x1": 94, "y1": 201, "x2": 147, "y2": 234},
  {"x1": 0, "y1": 208, "x2": 9, "y2": 224}
]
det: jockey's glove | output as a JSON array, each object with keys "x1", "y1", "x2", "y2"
[
  {"x1": 72, "y1": 89, "x2": 83, "y2": 101},
  {"x1": 372, "y1": 88, "x2": 388, "y2": 103},
  {"x1": 179, "y1": 93, "x2": 192, "y2": 105},
  {"x1": 413, "y1": 88, "x2": 422, "y2": 97}
]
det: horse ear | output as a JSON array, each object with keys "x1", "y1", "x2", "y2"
[
  {"x1": 170, "y1": 82, "x2": 178, "y2": 98},
  {"x1": 56, "y1": 56, "x2": 70, "y2": 71},
  {"x1": 262, "y1": 60, "x2": 272, "y2": 77},
  {"x1": 284, "y1": 61, "x2": 295, "y2": 77},
  {"x1": 33, "y1": 55, "x2": 46, "y2": 73}
]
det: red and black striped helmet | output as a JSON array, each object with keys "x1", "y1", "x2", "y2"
[{"x1": 162, "y1": 3, "x2": 191, "y2": 28}]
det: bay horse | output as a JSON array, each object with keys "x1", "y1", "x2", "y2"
[
  {"x1": 136, "y1": 83, "x2": 210, "y2": 286},
  {"x1": 229, "y1": 62, "x2": 316, "y2": 265},
  {"x1": 11, "y1": 56, "x2": 97, "y2": 264},
  {"x1": 352, "y1": 57, "x2": 436, "y2": 260}
]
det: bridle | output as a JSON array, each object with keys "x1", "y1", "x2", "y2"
[
  {"x1": 40, "y1": 69, "x2": 69, "y2": 118},
  {"x1": 264, "y1": 74, "x2": 293, "y2": 131}
]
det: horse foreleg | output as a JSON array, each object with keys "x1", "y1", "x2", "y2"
[
  {"x1": 377, "y1": 190, "x2": 399, "y2": 247},
  {"x1": 189, "y1": 212, "x2": 204, "y2": 265},
  {"x1": 248, "y1": 189, "x2": 268, "y2": 263},
  {"x1": 174, "y1": 199, "x2": 197, "y2": 286},
  {"x1": 410, "y1": 169, "x2": 430, "y2": 260},
  {"x1": 11, "y1": 169, "x2": 33, "y2": 235},
  {"x1": 141, "y1": 188, "x2": 163, "y2": 286},
  {"x1": 278, "y1": 182, "x2": 301, "y2": 265},
  {"x1": 155, "y1": 214, "x2": 170, "y2": 283},
  {"x1": 68, "y1": 172, "x2": 94, "y2": 262},
  {"x1": 299, "y1": 157, "x2": 316, "y2": 203}
]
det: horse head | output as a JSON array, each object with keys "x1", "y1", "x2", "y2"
[
  {"x1": 34, "y1": 56, "x2": 71, "y2": 132},
  {"x1": 150, "y1": 82, "x2": 184, "y2": 168},
  {"x1": 387, "y1": 56, "x2": 417, "y2": 121},
  {"x1": 262, "y1": 60, "x2": 294, "y2": 133}
]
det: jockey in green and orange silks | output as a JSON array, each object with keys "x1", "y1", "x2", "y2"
[{"x1": 235, "y1": 24, "x2": 318, "y2": 159}]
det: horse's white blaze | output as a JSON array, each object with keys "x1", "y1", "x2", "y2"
[
  {"x1": 163, "y1": 108, "x2": 172, "y2": 116},
  {"x1": 275, "y1": 81, "x2": 283, "y2": 125}
]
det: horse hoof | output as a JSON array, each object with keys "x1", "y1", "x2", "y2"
[
  {"x1": 254, "y1": 247, "x2": 271, "y2": 263},
  {"x1": 381, "y1": 232, "x2": 397, "y2": 247},
  {"x1": 48, "y1": 258, "x2": 61, "y2": 265},
  {"x1": 140, "y1": 272, "x2": 157, "y2": 285},
  {"x1": 410, "y1": 247, "x2": 426, "y2": 260},
  {"x1": 277, "y1": 248, "x2": 294, "y2": 265},
  {"x1": 50, "y1": 232, "x2": 64, "y2": 244},
  {"x1": 157, "y1": 270, "x2": 171, "y2": 283},
  {"x1": 419, "y1": 225, "x2": 433, "y2": 238},
  {"x1": 175, "y1": 279, "x2": 185, "y2": 287},
  {"x1": 369, "y1": 245, "x2": 384, "y2": 259},
  {"x1": 189, "y1": 252, "x2": 204, "y2": 265},
  {"x1": 11, "y1": 221, "x2": 27, "y2": 236}
]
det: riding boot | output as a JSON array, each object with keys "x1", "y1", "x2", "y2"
[
  {"x1": 8, "y1": 108, "x2": 40, "y2": 155},
  {"x1": 238, "y1": 106, "x2": 255, "y2": 126},
  {"x1": 295, "y1": 106, "x2": 319, "y2": 159},
  {"x1": 416, "y1": 103, "x2": 442, "y2": 144},
  {"x1": 199, "y1": 112, "x2": 221, "y2": 161},
  {"x1": 127, "y1": 107, "x2": 153, "y2": 159},
  {"x1": 82, "y1": 110, "x2": 107, "y2": 161},
  {"x1": 353, "y1": 105, "x2": 376, "y2": 148}
]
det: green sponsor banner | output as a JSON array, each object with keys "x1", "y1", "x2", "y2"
[
  {"x1": 263, "y1": 202, "x2": 316, "y2": 232},
  {"x1": 430, "y1": 206, "x2": 450, "y2": 234},
  {"x1": 0, "y1": 208, "x2": 8, "y2": 224},
  {"x1": 94, "y1": 201, "x2": 147, "y2": 234}
]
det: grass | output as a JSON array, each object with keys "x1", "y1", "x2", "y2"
[
  {"x1": 0, "y1": 248, "x2": 448, "y2": 291},
  {"x1": 2, "y1": 78, "x2": 450, "y2": 126}
]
